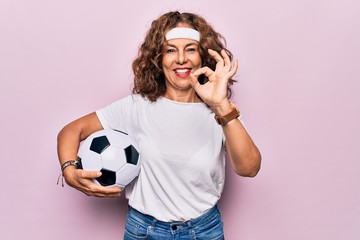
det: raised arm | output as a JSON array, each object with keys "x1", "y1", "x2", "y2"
[{"x1": 190, "y1": 49, "x2": 261, "y2": 177}]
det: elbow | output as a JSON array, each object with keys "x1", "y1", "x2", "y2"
[
  {"x1": 241, "y1": 167, "x2": 260, "y2": 178},
  {"x1": 57, "y1": 125, "x2": 70, "y2": 143},
  {"x1": 57, "y1": 127, "x2": 65, "y2": 143},
  {"x1": 234, "y1": 151, "x2": 262, "y2": 178},
  {"x1": 236, "y1": 166, "x2": 260, "y2": 178},
  {"x1": 57, "y1": 123, "x2": 80, "y2": 144}
]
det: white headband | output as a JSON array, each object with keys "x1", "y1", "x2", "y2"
[{"x1": 165, "y1": 27, "x2": 200, "y2": 41}]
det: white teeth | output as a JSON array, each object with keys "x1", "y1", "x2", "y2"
[{"x1": 175, "y1": 69, "x2": 190, "y2": 74}]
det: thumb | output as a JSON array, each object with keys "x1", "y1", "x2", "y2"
[{"x1": 80, "y1": 170, "x2": 102, "y2": 180}]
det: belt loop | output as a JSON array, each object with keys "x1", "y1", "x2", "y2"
[
  {"x1": 187, "y1": 221, "x2": 192, "y2": 228},
  {"x1": 152, "y1": 217, "x2": 157, "y2": 227}
]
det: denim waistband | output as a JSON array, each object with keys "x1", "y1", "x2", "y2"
[{"x1": 128, "y1": 205, "x2": 220, "y2": 230}]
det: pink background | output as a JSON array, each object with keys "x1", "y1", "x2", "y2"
[{"x1": 1, "y1": 0, "x2": 359, "y2": 239}]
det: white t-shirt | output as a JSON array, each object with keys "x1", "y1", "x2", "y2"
[{"x1": 96, "y1": 94, "x2": 237, "y2": 221}]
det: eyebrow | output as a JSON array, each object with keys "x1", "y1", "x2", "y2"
[{"x1": 164, "y1": 42, "x2": 198, "y2": 48}]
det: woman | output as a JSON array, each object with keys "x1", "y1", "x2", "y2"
[{"x1": 57, "y1": 11, "x2": 261, "y2": 239}]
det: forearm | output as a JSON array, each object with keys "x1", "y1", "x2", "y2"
[
  {"x1": 57, "y1": 125, "x2": 82, "y2": 166},
  {"x1": 212, "y1": 101, "x2": 261, "y2": 177},
  {"x1": 57, "y1": 112, "x2": 103, "y2": 166},
  {"x1": 223, "y1": 119, "x2": 261, "y2": 177}
]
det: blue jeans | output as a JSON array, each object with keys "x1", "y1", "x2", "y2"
[{"x1": 124, "y1": 205, "x2": 225, "y2": 240}]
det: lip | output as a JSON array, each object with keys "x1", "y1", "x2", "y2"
[{"x1": 173, "y1": 68, "x2": 192, "y2": 78}]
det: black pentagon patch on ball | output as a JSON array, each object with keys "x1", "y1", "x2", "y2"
[
  {"x1": 124, "y1": 145, "x2": 139, "y2": 165},
  {"x1": 96, "y1": 169, "x2": 116, "y2": 186},
  {"x1": 90, "y1": 136, "x2": 110, "y2": 154}
]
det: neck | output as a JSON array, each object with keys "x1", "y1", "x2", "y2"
[{"x1": 163, "y1": 90, "x2": 202, "y2": 103}]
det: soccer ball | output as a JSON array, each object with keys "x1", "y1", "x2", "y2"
[{"x1": 77, "y1": 129, "x2": 141, "y2": 189}]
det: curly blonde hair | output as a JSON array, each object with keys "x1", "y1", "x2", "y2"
[{"x1": 132, "y1": 11, "x2": 235, "y2": 102}]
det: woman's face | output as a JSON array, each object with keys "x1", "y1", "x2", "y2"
[{"x1": 162, "y1": 25, "x2": 202, "y2": 94}]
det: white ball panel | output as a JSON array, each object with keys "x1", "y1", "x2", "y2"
[
  {"x1": 77, "y1": 137, "x2": 94, "y2": 158},
  {"x1": 78, "y1": 148, "x2": 103, "y2": 171},
  {"x1": 101, "y1": 146, "x2": 127, "y2": 171},
  {"x1": 116, "y1": 164, "x2": 141, "y2": 186},
  {"x1": 105, "y1": 130, "x2": 132, "y2": 148}
]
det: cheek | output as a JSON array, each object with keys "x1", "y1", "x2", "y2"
[
  {"x1": 161, "y1": 59, "x2": 166, "y2": 69},
  {"x1": 194, "y1": 57, "x2": 202, "y2": 68},
  {"x1": 161, "y1": 56, "x2": 172, "y2": 69},
  {"x1": 193, "y1": 53, "x2": 202, "y2": 67},
  {"x1": 161, "y1": 59, "x2": 172, "y2": 79}
]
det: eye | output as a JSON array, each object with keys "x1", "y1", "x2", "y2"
[
  {"x1": 186, "y1": 48, "x2": 196, "y2": 52},
  {"x1": 165, "y1": 48, "x2": 177, "y2": 54}
]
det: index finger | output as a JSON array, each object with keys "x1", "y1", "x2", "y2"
[
  {"x1": 79, "y1": 176, "x2": 122, "y2": 197},
  {"x1": 90, "y1": 184, "x2": 122, "y2": 194},
  {"x1": 221, "y1": 49, "x2": 231, "y2": 68},
  {"x1": 77, "y1": 169, "x2": 102, "y2": 180},
  {"x1": 208, "y1": 49, "x2": 225, "y2": 69},
  {"x1": 77, "y1": 170, "x2": 121, "y2": 192}
]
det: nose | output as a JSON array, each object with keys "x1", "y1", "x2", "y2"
[{"x1": 176, "y1": 50, "x2": 187, "y2": 65}]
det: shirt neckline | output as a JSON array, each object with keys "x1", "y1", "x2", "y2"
[{"x1": 159, "y1": 96, "x2": 205, "y2": 106}]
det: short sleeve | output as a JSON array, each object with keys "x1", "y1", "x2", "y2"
[{"x1": 95, "y1": 95, "x2": 134, "y2": 132}]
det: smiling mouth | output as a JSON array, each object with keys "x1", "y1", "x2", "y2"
[{"x1": 174, "y1": 68, "x2": 191, "y2": 78}]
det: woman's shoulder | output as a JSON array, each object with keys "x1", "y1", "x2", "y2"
[
  {"x1": 113, "y1": 94, "x2": 149, "y2": 105},
  {"x1": 98, "y1": 94, "x2": 150, "y2": 117},
  {"x1": 126, "y1": 94, "x2": 151, "y2": 104}
]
